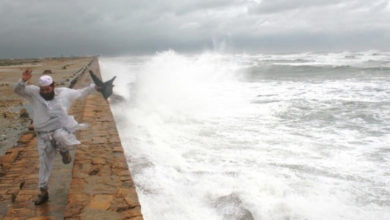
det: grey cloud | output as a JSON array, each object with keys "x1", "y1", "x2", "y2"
[
  {"x1": 227, "y1": 28, "x2": 390, "y2": 53},
  {"x1": 250, "y1": 0, "x2": 348, "y2": 14},
  {"x1": 0, "y1": 0, "x2": 389, "y2": 58},
  {"x1": 248, "y1": 0, "x2": 390, "y2": 14}
]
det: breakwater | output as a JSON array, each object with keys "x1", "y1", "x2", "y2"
[{"x1": 0, "y1": 57, "x2": 143, "y2": 219}]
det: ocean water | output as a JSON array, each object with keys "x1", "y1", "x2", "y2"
[{"x1": 100, "y1": 51, "x2": 390, "y2": 220}]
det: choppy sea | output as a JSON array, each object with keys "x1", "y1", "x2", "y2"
[{"x1": 101, "y1": 51, "x2": 390, "y2": 220}]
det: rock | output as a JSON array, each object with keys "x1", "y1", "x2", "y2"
[
  {"x1": 17, "y1": 132, "x2": 35, "y2": 144},
  {"x1": 112, "y1": 161, "x2": 127, "y2": 169},
  {"x1": 19, "y1": 180, "x2": 25, "y2": 189},
  {"x1": 92, "y1": 137, "x2": 106, "y2": 144},
  {"x1": 0, "y1": 169, "x2": 5, "y2": 177},
  {"x1": 116, "y1": 188, "x2": 130, "y2": 197},
  {"x1": 26, "y1": 217, "x2": 56, "y2": 220},
  {"x1": 91, "y1": 158, "x2": 106, "y2": 165},
  {"x1": 11, "y1": 193, "x2": 16, "y2": 203},
  {"x1": 124, "y1": 196, "x2": 138, "y2": 208},
  {"x1": 121, "y1": 206, "x2": 142, "y2": 218},
  {"x1": 112, "y1": 146, "x2": 124, "y2": 153},
  {"x1": 2, "y1": 148, "x2": 23, "y2": 166},
  {"x1": 18, "y1": 189, "x2": 37, "y2": 195},
  {"x1": 86, "y1": 195, "x2": 113, "y2": 210},
  {"x1": 80, "y1": 209, "x2": 121, "y2": 220},
  {"x1": 42, "y1": 70, "x2": 53, "y2": 75},
  {"x1": 7, "y1": 207, "x2": 33, "y2": 216},
  {"x1": 128, "y1": 216, "x2": 143, "y2": 220},
  {"x1": 118, "y1": 170, "x2": 131, "y2": 177},
  {"x1": 15, "y1": 193, "x2": 33, "y2": 203},
  {"x1": 109, "y1": 197, "x2": 131, "y2": 212},
  {"x1": 89, "y1": 167, "x2": 100, "y2": 176},
  {"x1": 65, "y1": 193, "x2": 90, "y2": 217},
  {"x1": 19, "y1": 108, "x2": 29, "y2": 118}
]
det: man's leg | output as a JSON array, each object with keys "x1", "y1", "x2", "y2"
[
  {"x1": 54, "y1": 129, "x2": 73, "y2": 164},
  {"x1": 59, "y1": 149, "x2": 71, "y2": 164},
  {"x1": 35, "y1": 138, "x2": 56, "y2": 205}
]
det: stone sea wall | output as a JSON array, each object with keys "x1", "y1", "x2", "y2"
[{"x1": 0, "y1": 57, "x2": 143, "y2": 219}]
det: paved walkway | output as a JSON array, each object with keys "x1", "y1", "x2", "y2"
[{"x1": 0, "y1": 58, "x2": 143, "y2": 219}]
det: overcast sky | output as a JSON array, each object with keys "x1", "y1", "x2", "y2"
[{"x1": 1, "y1": 0, "x2": 389, "y2": 58}]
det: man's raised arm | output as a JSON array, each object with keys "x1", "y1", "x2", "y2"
[{"x1": 14, "y1": 69, "x2": 36, "y2": 98}]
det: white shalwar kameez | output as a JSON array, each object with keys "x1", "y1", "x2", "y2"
[{"x1": 14, "y1": 79, "x2": 95, "y2": 189}]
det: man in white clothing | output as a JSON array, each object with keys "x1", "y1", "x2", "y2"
[{"x1": 14, "y1": 69, "x2": 97, "y2": 205}]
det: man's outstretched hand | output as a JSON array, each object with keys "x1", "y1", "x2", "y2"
[{"x1": 22, "y1": 69, "x2": 32, "y2": 82}]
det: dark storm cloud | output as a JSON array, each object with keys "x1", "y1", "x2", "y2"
[
  {"x1": 0, "y1": 0, "x2": 389, "y2": 58},
  {"x1": 250, "y1": 0, "x2": 348, "y2": 14}
]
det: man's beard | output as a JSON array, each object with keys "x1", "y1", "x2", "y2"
[{"x1": 40, "y1": 91, "x2": 55, "y2": 100}]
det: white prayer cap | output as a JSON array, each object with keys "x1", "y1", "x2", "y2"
[{"x1": 39, "y1": 75, "x2": 53, "y2": 86}]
